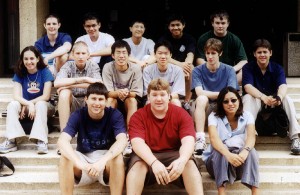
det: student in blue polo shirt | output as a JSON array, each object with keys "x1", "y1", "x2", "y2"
[
  {"x1": 35, "y1": 13, "x2": 72, "y2": 76},
  {"x1": 242, "y1": 38, "x2": 300, "y2": 155}
]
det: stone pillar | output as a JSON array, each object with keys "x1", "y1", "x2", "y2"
[{"x1": 19, "y1": 0, "x2": 49, "y2": 50}]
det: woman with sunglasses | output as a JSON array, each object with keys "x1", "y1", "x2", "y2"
[{"x1": 202, "y1": 86, "x2": 259, "y2": 195}]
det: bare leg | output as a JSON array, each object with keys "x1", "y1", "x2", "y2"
[
  {"x1": 252, "y1": 186, "x2": 259, "y2": 195},
  {"x1": 218, "y1": 185, "x2": 226, "y2": 195},
  {"x1": 185, "y1": 75, "x2": 192, "y2": 103},
  {"x1": 125, "y1": 98, "x2": 138, "y2": 126},
  {"x1": 59, "y1": 155, "x2": 76, "y2": 195},
  {"x1": 194, "y1": 95, "x2": 209, "y2": 133},
  {"x1": 57, "y1": 89, "x2": 72, "y2": 132},
  {"x1": 106, "y1": 97, "x2": 117, "y2": 108},
  {"x1": 126, "y1": 161, "x2": 148, "y2": 195},
  {"x1": 107, "y1": 154, "x2": 125, "y2": 195},
  {"x1": 55, "y1": 53, "x2": 69, "y2": 73},
  {"x1": 182, "y1": 160, "x2": 204, "y2": 195}
]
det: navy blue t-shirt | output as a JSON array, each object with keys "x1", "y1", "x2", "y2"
[{"x1": 63, "y1": 106, "x2": 126, "y2": 153}]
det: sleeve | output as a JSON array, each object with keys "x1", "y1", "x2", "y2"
[
  {"x1": 12, "y1": 74, "x2": 22, "y2": 84},
  {"x1": 275, "y1": 64, "x2": 287, "y2": 87},
  {"x1": 227, "y1": 66, "x2": 239, "y2": 90},
  {"x1": 106, "y1": 34, "x2": 115, "y2": 46},
  {"x1": 191, "y1": 67, "x2": 203, "y2": 91},
  {"x1": 171, "y1": 67, "x2": 186, "y2": 96},
  {"x1": 178, "y1": 108, "x2": 196, "y2": 139},
  {"x1": 128, "y1": 110, "x2": 146, "y2": 140},
  {"x1": 63, "y1": 111, "x2": 80, "y2": 137},
  {"x1": 34, "y1": 38, "x2": 43, "y2": 52},
  {"x1": 102, "y1": 63, "x2": 115, "y2": 92},
  {"x1": 142, "y1": 66, "x2": 153, "y2": 96},
  {"x1": 196, "y1": 35, "x2": 207, "y2": 59},
  {"x1": 147, "y1": 39, "x2": 155, "y2": 54},
  {"x1": 88, "y1": 61, "x2": 102, "y2": 81},
  {"x1": 61, "y1": 33, "x2": 72, "y2": 44},
  {"x1": 129, "y1": 66, "x2": 143, "y2": 97},
  {"x1": 42, "y1": 68, "x2": 54, "y2": 82},
  {"x1": 111, "y1": 109, "x2": 127, "y2": 137},
  {"x1": 56, "y1": 62, "x2": 71, "y2": 79},
  {"x1": 233, "y1": 37, "x2": 248, "y2": 62},
  {"x1": 245, "y1": 111, "x2": 255, "y2": 125},
  {"x1": 242, "y1": 62, "x2": 254, "y2": 87},
  {"x1": 208, "y1": 112, "x2": 218, "y2": 126}
]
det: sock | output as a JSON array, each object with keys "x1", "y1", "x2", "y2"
[{"x1": 196, "y1": 132, "x2": 205, "y2": 140}]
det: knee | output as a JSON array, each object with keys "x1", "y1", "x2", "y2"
[
  {"x1": 35, "y1": 101, "x2": 47, "y2": 109},
  {"x1": 128, "y1": 161, "x2": 148, "y2": 176},
  {"x1": 59, "y1": 155, "x2": 72, "y2": 167},
  {"x1": 196, "y1": 95, "x2": 209, "y2": 108},
  {"x1": 58, "y1": 90, "x2": 72, "y2": 103},
  {"x1": 7, "y1": 101, "x2": 21, "y2": 110},
  {"x1": 111, "y1": 154, "x2": 124, "y2": 168}
]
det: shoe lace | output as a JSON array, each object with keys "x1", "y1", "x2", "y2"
[{"x1": 196, "y1": 138, "x2": 207, "y2": 148}]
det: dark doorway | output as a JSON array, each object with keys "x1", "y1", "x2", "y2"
[{"x1": 49, "y1": 0, "x2": 298, "y2": 65}]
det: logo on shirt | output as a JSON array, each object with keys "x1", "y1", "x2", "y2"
[
  {"x1": 179, "y1": 45, "x2": 186, "y2": 52},
  {"x1": 27, "y1": 81, "x2": 40, "y2": 93}
]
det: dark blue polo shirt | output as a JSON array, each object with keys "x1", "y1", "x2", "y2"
[{"x1": 242, "y1": 61, "x2": 286, "y2": 96}]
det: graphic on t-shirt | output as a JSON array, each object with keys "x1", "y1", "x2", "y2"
[{"x1": 27, "y1": 81, "x2": 40, "y2": 93}]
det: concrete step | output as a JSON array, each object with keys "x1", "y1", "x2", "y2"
[{"x1": 0, "y1": 167, "x2": 300, "y2": 194}]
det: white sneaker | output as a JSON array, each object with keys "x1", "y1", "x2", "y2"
[
  {"x1": 123, "y1": 135, "x2": 132, "y2": 157},
  {"x1": 37, "y1": 140, "x2": 48, "y2": 154},
  {"x1": 0, "y1": 138, "x2": 17, "y2": 154},
  {"x1": 194, "y1": 137, "x2": 207, "y2": 155}
]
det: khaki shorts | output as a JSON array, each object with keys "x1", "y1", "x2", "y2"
[
  {"x1": 127, "y1": 151, "x2": 198, "y2": 187},
  {"x1": 75, "y1": 150, "x2": 109, "y2": 187},
  {"x1": 71, "y1": 96, "x2": 86, "y2": 113}
]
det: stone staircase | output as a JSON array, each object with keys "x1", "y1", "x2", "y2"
[{"x1": 0, "y1": 78, "x2": 300, "y2": 194}]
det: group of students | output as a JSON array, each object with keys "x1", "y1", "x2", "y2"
[{"x1": 0, "y1": 9, "x2": 300, "y2": 195}]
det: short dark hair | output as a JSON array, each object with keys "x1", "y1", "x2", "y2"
[
  {"x1": 154, "y1": 39, "x2": 173, "y2": 54},
  {"x1": 111, "y1": 40, "x2": 131, "y2": 55},
  {"x1": 215, "y1": 86, "x2": 243, "y2": 119},
  {"x1": 86, "y1": 82, "x2": 108, "y2": 99},
  {"x1": 82, "y1": 12, "x2": 100, "y2": 25},
  {"x1": 252, "y1": 38, "x2": 272, "y2": 53},
  {"x1": 44, "y1": 13, "x2": 61, "y2": 24},
  {"x1": 166, "y1": 13, "x2": 185, "y2": 26},
  {"x1": 210, "y1": 10, "x2": 230, "y2": 23}
]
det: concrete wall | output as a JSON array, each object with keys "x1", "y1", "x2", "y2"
[{"x1": 19, "y1": 0, "x2": 49, "y2": 50}]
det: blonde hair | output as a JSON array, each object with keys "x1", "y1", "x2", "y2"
[{"x1": 147, "y1": 78, "x2": 171, "y2": 94}]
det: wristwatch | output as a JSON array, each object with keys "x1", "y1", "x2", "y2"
[{"x1": 244, "y1": 146, "x2": 251, "y2": 152}]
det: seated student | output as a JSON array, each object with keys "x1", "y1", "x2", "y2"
[
  {"x1": 242, "y1": 38, "x2": 300, "y2": 155},
  {"x1": 195, "y1": 10, "x2": 248, "y2": 85},
  {"x1": 143, "y1": 40, "x2": 185, "y2": 107},
  {"x1": 203, "y1": 86, "x2": 259, "y2": 195},
  {"x1": 126, "y1": 78, "x2": 204, "y2": 195},
  {"x1": 102, "y1": 40, "x2": 143, "y2": 125},
  {"x1": 34, "y1": 14, "x2": 72, "y2": 76},
  {"x1": 75, "y1": 12, "x2": 115, "y2": 74},
  {"x1": 54, "y1": 41, "x2": 102, "y2": 133},
  {"x1": 102, "y1": 40, "x2": 143, "y2": 156},
  {"x1": 191, "y1": 38, "x2": 239, "y2": 155},
  {"x1": 0, "y1": 46, "x2": 55, "y2": 154},
  {"x1": 123, "y1": 18, "x2": 156, "y2": 68},
  {"x1": 158, "y1": 13, "x2": 196, "y2": 111},
  {"x1": 58, "y1": 82, "x2": 127, "y2": 195}
]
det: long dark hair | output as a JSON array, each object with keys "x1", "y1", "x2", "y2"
[
  {"x1": 14, "y1": 46, "x2": 47, "y2": 78},
  {"x1": 215, "y1": 86, "x2": 243, "y2": 119}
]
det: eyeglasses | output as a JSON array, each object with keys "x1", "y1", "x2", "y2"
[
  {"x1": 223, "y1": 99, "x2": 238, "y2": 104},
  {"x1": 84, "y1": 24, "x2": 98, "y2": 28}
]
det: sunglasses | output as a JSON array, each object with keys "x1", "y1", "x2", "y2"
[{"x1": 223, "y1": 98, "x2": 238, "y2": 104}]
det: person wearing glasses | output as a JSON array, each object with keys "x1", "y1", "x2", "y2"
[
  {"x1": 191, "y1": 38, "x2": 239, "y2": 155},
  {"x1": 202, "y1": 86, "x2": 259, "y2": 194},
  {"x1": 74, "y1": 12, "x2": 115, "y2": 75}
]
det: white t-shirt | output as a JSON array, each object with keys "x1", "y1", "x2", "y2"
[{"x1": 75, "y1": 32, "x2": 115, "y2": 63}]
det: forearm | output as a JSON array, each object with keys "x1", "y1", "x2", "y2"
[
  {"x1": 179, "y1": 136, "x2": 194, "y2": 163},
  {"x1": 244, "y1": 84, "x2": 264, "y2": 99},
  {"x1": 90, "y1": 47, "x2": 111, "y2": 57},
  {"x1": 185, "y1": 53, "x2": 194, "y2": 64},
  {"x1": 101, "y1": 134, "x2": 127, "y2": 162},
  {"x1": 233, "y1": 60, "x2": 247, "y2": 72},
  {"x1": 277, "y1": 84, "x2": 287, "y2": 100},
  {"x1": 195, "y1": 88, "x2": 218, "y2": 100},
  {"x1": 132, "y1": 138, "x2": 157, "y2": 166},
  {"x1": 46, "y1": 44, "x2": 71, "y2": 60},
  {"x1": 244, "y1": 125, "x2": 256, "y2": 149}
]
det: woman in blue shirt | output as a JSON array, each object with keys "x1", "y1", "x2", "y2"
[
  {"x1": 0, "y1": 46, "x2": 55, "y2": 154},
  {"x1": 203, "y1": 86, "x2": 259, "y2": 194}
]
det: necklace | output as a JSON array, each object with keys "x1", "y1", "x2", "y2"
[{"x1": 26, "y1": 72, "x2": 39, "y2": 83}]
